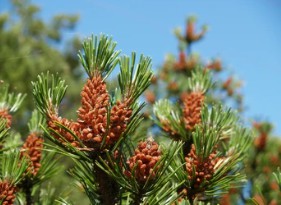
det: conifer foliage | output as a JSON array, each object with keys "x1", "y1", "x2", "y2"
[
  {"x1": 0, "y1": 16, "x2": 280, "y2": 205},
  {"x1": 31, "y1": 33, "x2": 251, "y2": 204}
]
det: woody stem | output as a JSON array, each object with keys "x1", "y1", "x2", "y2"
[
  {"x1": 23, "y1": 178, "x2": 33, "y2": 205},
  {"x1": 93, "y1": 158, "x2": 119, "y2": 205}
]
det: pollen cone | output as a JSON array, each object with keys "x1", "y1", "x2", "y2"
[
  {"x1": 21, "y1": 132, "x2": 44, "y2": 176},
  {"x1": 185, "y1": 19, "x2": 206, "y2": 43},
  {"x1": 0, "y1": 109, "x2": 12, "y2": 128},
  {"x1": 107, "y1": 99, "x2": 132, "y2": 145},
  {"x1": 48, "y1": 114, "x2": 80, "y2": 147},
  {"x1": 0, "y1": 181, "x2": 16, "y2": 205},
  {"x1": 125, "y1": 140, "x2": 161, "y2": 183},
  {"x1": 185, "y1": 144, "x2": 218, "y2": 188},
  {"x1": 77, "y1": 75, "x2": 109, "y2": 146},
  {"x1": 182, "y1": 92, "x2": 204, "y2": 131}
]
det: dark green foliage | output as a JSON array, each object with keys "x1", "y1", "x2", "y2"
[{"x1": 0, "y1": 0, "x2": 83, "y2": 134}]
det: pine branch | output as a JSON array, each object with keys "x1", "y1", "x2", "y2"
[
  {"x1": 0, "y1": 150, "x2": 28, "y2": 185},
  {"x1": 0, "y1": 118, "x2": 9, "y2": 143},
  {"x1": 186, "y1": 69, "x2": 212, "y2": 93},
  {"x1": 78, "y1": 34, "x2": 120, "y2": 79},
  {"x1": 0, "y1": 82, "x2": 26, "y2": 113},
  {"x1": 110, "y1": 103, "x2": 145, "y2": 152},
  {"x1": 153, "y1": 99, "x2": 188, "y2": 141},
  {"x1": 27, "y1": 110, "x2": 45, "y2": 134},
  {"x1": 192, "y1": 104, "x2": 241, "y2": 159},
  {"x1": 41, "y1": 125, "x2": 90, "y2": 162},
  {"x1": 200, "y1": 104, "x2": 239, "y2": 139},
  {"x1": 96, "y1": 141, "x2": 183, "y2": 204},
  {"x1": 118, "y1": 52, "x2": 153, "y2": 104},
  {"x1": 32, "y1": 151, "x2": 61, "y2": 185},
  {"x1": 32, "y1": 72, "x2": 68, "y2": 117},
  {"x1": 69, "y1": 160, "x2": 100, "y2": 204},
  {"x1": 273, "y1": 167, "x2": 281, "y2": 190}
]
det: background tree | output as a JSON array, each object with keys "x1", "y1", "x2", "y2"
[
  {"x1": 0, "y1": 0, "x2": 83, "y2": 134},
  {"x1": 146, "y1": 16, "x2": 281, "y2": 205},
  {"x1": 0, "y1": 1, "x2": 89, "y2": 203}
]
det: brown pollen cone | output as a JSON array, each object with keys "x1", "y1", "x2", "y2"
[
  {"x1": 185, "y1": 144, "x2": 218, "y2": 189},
  {"x1": 107, "y1": 99, "x2": 132, "y2": 145},
  {"x1": 254, "y1": 132, "x2": 267, "y2": 151},
  {"x1": 207, "y1": 59, "x2": 222, "y2": 72},
  {"x1": 182, "y1": 92, "x2": 204, "y2": 131},
  {"x1": 0, "y1": 181, "x2": 16, "y2": 205},
  {"x1": 77, "y1": 75, "x2": 109, "y2": 146},
  {"x1": 185, "y1": 56, "x2": 197, "y2": 71},
  {"x1": 186, "y1": 20, "x2": 195, "y2": 43},
  {"x1": 125, "y1": 140, "x2": 161, "y2": 183},
  {"x1": 47, "y1": 114, "x2": 80, "y2": 147},
  {"x1": 160, "y1": 119, "x2": 181, "y2": 141},
  {"x1": 21, "y1": 132, "x2": 44, "y2": 176},
  {"x1": 220, "y1": 194, "x2": 231, "y2": 205},
  {"x1": 185, "y1": 20, "x2": 206, "y2": 43},
  {"x1": 167, "y1": 82, "x2": 179, "y2": 92},
  {"x1": 222, "y1": 77, "x2": 232, "y2": 90},
  {"x1": 144, "y1": 90, "x2": 156, "y2": 104},
  {"x1": 175, "y1": 51, "x2": 187, "y2": 71},
  {"x1": 0, "y1": 109, "x2": 12, "y2": 128}
]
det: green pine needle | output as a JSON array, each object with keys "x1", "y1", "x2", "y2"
[
  {"x1": 0, "y1": 118, "x2": 9, "y2": 143},
  {"x1": 187, "y1": 69, "x2": 212, "y2": 93},
  {"x1": 118, "y1": 52, "x2": 153, "y2": 103},
  {"x1": 0, "y1": 83, "x2": 26, "y2": 112},
  {"x1": 153, "y1": 99, "x2": 188, "y2": 140},
  {"x1": 78, "y1": 34, "x2": 120, "y2": 79},
  {"x1": 0, "y1": 150, "x2": 28, "y2": 185},
  {"x1": 69, "y1": 160, "x2": 100, "y2": 204},
  {"x1": 27, "y1": 110, "x2": 45, "y2": 134},
  {"x1": 273, "y1": 167, "x2": 281, "y2": 190},
  {"x1": 32, "y1": 72, "x2": 68, "y2": 117}
]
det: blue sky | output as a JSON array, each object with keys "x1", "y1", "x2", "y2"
[{"x1": 2, "y1": 0, "x2": 281, "y2": 135}]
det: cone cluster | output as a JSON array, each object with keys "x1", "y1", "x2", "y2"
[
  {"x1": 48, "y1": 115, "x2": 80, "y2": 147},
  {"x1": 185, "y1": 144, "x2": 218, "y2": 188},
  {"x1": 107, "y1": 100, "x2": 132, "y2": 145},
  {"x1": 47, "y1": 74, "x2": 132, "y2": 149},
  {"x1": 174, "y1": 51, "x2": 197, "y2": 71},
  {"x1": 254, "y1": 132, "x2": 267, "y2": 152},
  {"x1": 160, "y1": 119, "x2": 180, "y2": 141},
  {"x1": 185, "y1": 18, "x2": 206, "y2": 44},
  {"x1": 206, "y1": 59, "x2": 222, "y2": 72},
  {"x1": 77, "y1": 75, "x2": 110, "y2": 147},
  {"x1": 0, "y1": 181, "x2": 16, "y2": 205},
  {"x1": 144, "y1": 90, "x2": 156, "y2": 104},
  {"x1": 253, "y1": 122, "x2": 271, "y2": 152},
  {"x1": 21, "y1": 132, "x2": 44, "y2": 176},
  {"x1": 182, "y1": 92, "x2": 204, "y2": 131},
  {"x1": 126, "y1": 140, "x2": 161, "y2": 183},
  {"x1": 0, "y1": 109, "x2": 12, "y2": 128}
]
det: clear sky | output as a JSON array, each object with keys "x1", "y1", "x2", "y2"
[{"x1": 1, "y1": 0, "x2": 281, "y2": 135}]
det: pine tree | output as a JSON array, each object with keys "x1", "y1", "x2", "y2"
[
  {"x1": 0, "y1": 12, "x2": 280, "y2": 205},
  {"x1": 31, "y1": 33, "x2": 251, "y2": 204}
]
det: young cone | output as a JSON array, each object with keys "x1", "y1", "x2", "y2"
[
  {"x1": 47, "y1": 115, "x2": 80, "y2": 147},
  {"x1": 107, "y1": 99, "x2": 132, "y2": 145},
  {"x1": 185, "y1": 144, "x2": 218, "y2": 189},
  {"x1": 182, "y1": 92, "x2": 204, "y2": 131},
  {"x1": 0, "y1": 83, "x2": 25, "y2": 128},
  {"x1": 0, "y1": 181, "x2": 16, "y2": 205},
  {"x1": 21, "y1": 132, "x2": 44, "y2": 176},
  {"x1": 77, "y1": 74, "x2": 110, "y2": 146},
  {"x1": 185, "y1": 16, "x2": 207, "y2": 44},
  {"x1": 0, "y1": 109, "x2": 12, "y2": 128},
  {"x1": 126, "y1": 139, "x2": 161, "y2": 183}
]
